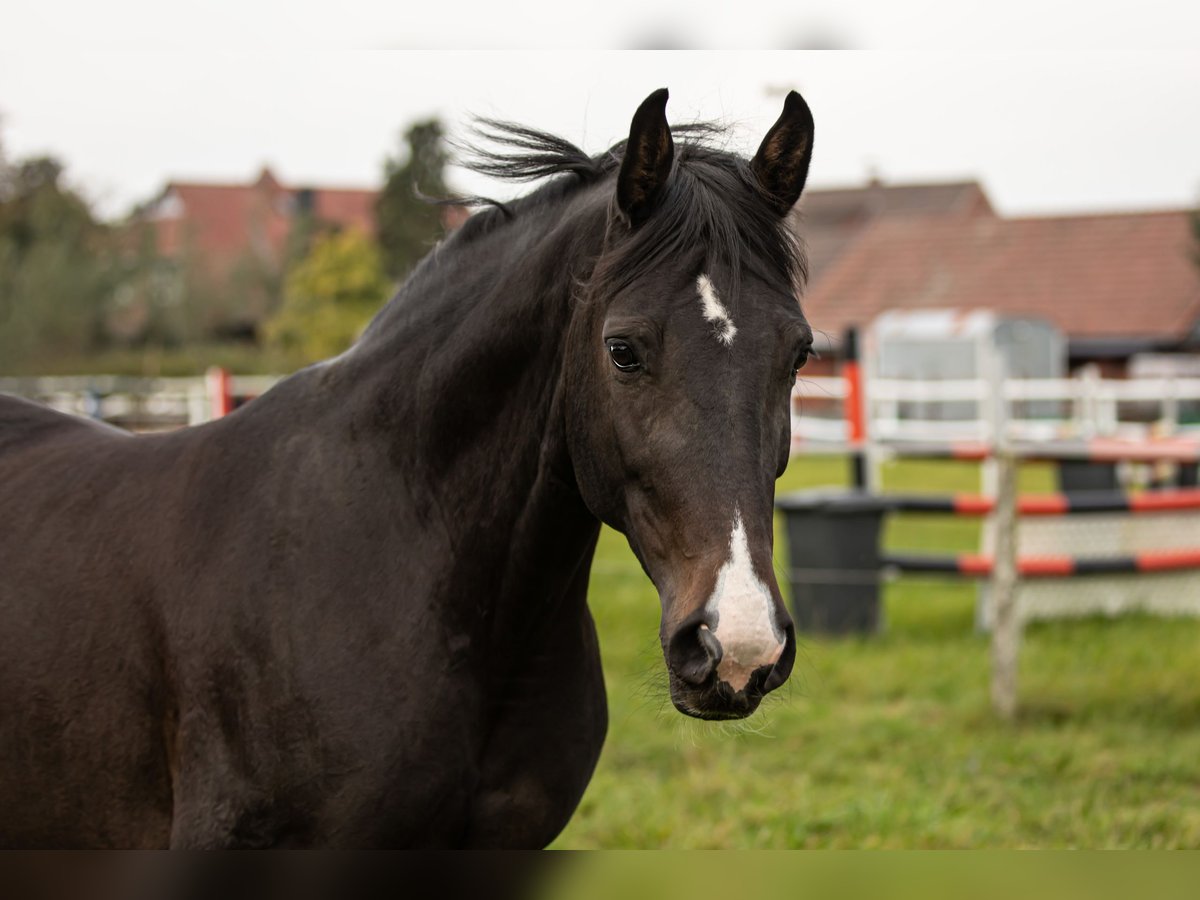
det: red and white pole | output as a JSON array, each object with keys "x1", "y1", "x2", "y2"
[
  {"x1": 206, "y1": 366, "x2": 234, "y2": 420},
  {"x1": 842, "y1": 326, "x2": 868, "y2": 488}
]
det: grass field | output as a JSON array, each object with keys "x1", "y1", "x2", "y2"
[{"x1": 553, "y1": 456, "x2": 1200, "y2": 848}]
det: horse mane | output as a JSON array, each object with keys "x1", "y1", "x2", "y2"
[{"x1": 448, "y1": 118, "x2": 808, "y2": 302}]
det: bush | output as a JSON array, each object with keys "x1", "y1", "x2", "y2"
[{"x1": 262, "y1": 229, "x2": 391, "y2": 364}]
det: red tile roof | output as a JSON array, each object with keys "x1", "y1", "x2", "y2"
[
  {"x1": 795, "y1": 180, "x2": 994, "y2": 281},
  {"x1": 145, "y1": 167, "x2": 377, "y2": 275},
  {"x1": 801, "y1": 209, "x2": 1200, "y2": 346},
  {"x1": 311, "y1": 188, "x2": 377, "y2": 236}
]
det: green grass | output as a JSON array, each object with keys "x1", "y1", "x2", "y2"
[{"x1": 553, "y1": 457, "x2": 1200, "y2": 848}]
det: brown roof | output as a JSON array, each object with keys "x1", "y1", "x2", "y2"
[
  {"x1": 146, "y1": 167, "x2": 377, "y2": 275},
  {"x1": 310, "y1": 188, "x2": 377, "y2": 236},
  {"x1": 801, "y1": 209, "x2": 1200, "y2": 347},
  {"x1": 154, "y1": 182, "x2": 289, "y2": 265},
  {"x1": 794, "y1": 180, "x2": 994, "y2": 281}
]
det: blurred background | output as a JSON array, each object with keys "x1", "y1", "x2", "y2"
[
  {"x1": 3, "y1": 37, "x2": 1199, "y2": 378},
  {"x1": 4, "y1": 5, "x2": 1200, "y2": 848}
]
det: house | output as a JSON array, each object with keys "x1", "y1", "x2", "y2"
[
  {"x1": 789, "y1": 179, "x2": 998, "y2": 373},
  {"x1": 794, "y1": 178, "x2": 995, "y2": 283},
  {"x1": 800, "y1": 207, "x2": 1200, "y2": 375},
  {"x1": 140, "y1": 167, "x2": 378, "y2": 279},
  {"x1": 131, "y1": 167, "x2": 457, "y2": 341},
  {"x1": 119, "y1": 168, "x2": 383, "y2": 341}
]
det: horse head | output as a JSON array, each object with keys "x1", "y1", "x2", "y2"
[{"x1": 566, "y1": 88, "x2": 815, "y2": 719}]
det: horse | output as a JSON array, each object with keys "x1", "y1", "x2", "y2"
[{"x1": 0, "y1": 87, "x2": 816, "y2": 848}]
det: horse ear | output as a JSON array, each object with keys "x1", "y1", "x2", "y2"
[
  {"x1": 752, "y1": 90, "x2": 815, "y2": 217},
  {"x1": 617, "y1": 88, "x2": 674, "y2": 227}
]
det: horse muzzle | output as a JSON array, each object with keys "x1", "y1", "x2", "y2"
[{"x1": 664, "y1": 613, "x2": 796, "y2": 719}]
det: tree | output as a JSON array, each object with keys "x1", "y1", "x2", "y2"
[
  {"x1": 0, "y1": 152, "x2": 115, "y2": 370},
  {"x1": 262, "y1": 229, "x2": 390, "y2": 364},
  {"x1": 375, "y1": 118, "x2": 450, "y2": 280}
]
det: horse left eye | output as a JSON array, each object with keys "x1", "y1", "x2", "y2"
[
  {"x1": 607, "y1": 340, "x2": 641, "y2": 371},
  {"x1": 792, "y1": 351, "x2": 809, "y2": 374}
]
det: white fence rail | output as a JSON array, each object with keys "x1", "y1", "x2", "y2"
[
  {"x1": 3, "y1": 370, "x2": 1200, "y2": 441},
  {"x1": 0, "y1": 372, "x2": 284, "y2": 431},
  {"x1": 791, "y1": 372, "x2": 1200, "y2": 448}
]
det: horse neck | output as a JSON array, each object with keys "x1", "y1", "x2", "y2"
[{"x1": 334, "y1": 189, "x2": 608, "y2": 610}]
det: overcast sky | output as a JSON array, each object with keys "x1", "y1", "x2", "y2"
[{"x1": 3, "y1": 4, "x2": 1199, "y2": 219}]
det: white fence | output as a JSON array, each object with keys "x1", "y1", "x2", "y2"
[
  {"x1": 792, "y1": 372, "x2": 1200, "y2": 448},
  {"x1": 4, "y1": 369, "x2": 1200, "y2": 441},
  {"x1": 0, "y1": 372, "x2": 283, "y2": 431}
]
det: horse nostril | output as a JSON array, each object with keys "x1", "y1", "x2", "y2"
[
  {"x1": 761, "y1": 623, "x2": 797, "y2": 693},
  {"x1": 668, "y1": 620, "x2": 723, "y2": 686},
  {"x1": 697, "y1": 624, "x2": 723, "y2": 668}
]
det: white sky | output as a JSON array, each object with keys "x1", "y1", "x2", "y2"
[{"x1": 3, "y1": 2, "x2": 1199, "y2": 219}]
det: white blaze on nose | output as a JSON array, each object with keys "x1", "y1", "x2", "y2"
[
  {"x1": 704, "y1": 512, "x2": 783, "y2": 692},
  {"x1": 696, "y1": 273, "x2": 737, "y2": 346}
]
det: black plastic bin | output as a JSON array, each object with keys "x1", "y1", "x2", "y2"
[
  {"x1": 775, "y1": 490, "x2": 890, "y2": 636},
  {"x1": 1056, "y1": 460, "x2": 1119, "y2": 492}
]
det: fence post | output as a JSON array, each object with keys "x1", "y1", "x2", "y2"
[
  {"x1": 206, "y1": 366, "x2": 233, "y2": 420},
  {"x1": 187, "y1": 378, "x2": 210, "y2": 425},
  {"x1": 83, "y1": 388, "x2": 104, "y2": 421},
  {"x1": 981, "y1": 332, "x2": 1009, "y2": 496},
  {"x1": 1162, "y1": 379, "x2": 1179, "y2": 436},
  {"x1": 990, "y1": 449, "x2": 1020, "y2": 720},
  {"x1": 842, "y1": 325, "x2": 868, "y2": 489},
  {"x1": 1078, "y1": 364, "x2": 1100, "y2": 437}
]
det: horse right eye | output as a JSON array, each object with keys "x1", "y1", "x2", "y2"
[{"x1": 607, "y1": 340, "x2": 641, "y2": 371}]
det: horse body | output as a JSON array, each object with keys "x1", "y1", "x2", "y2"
[
  {"x1": 0, "y1": 183, "x2": 609, "y2": 847},
  {"x1": 0, "y1": 88, "x2": 816, "y2": 847}
]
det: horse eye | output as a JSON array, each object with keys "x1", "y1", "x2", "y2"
[
  {"x1": 607, "y1": 340, "x2": 641, "y2": 371},
  {"x1": 792, "y1": 351, "x2": 809, "y2": 374}
]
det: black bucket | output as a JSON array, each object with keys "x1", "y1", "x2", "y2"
[
  {"x1": 1056, "y1": 460, "x2": 1119, "y2": 492},
  {"x1": 775, "y1": 490, "x2": 890, "y2": 636}
]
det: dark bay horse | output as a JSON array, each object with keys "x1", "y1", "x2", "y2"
[{"x1": 0, "y1": 88, "x2": 815, "y2": 848}]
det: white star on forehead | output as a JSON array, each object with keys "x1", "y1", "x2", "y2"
[{"x1": 696, "y1": 273, "x2": 737, "y2": 346}]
